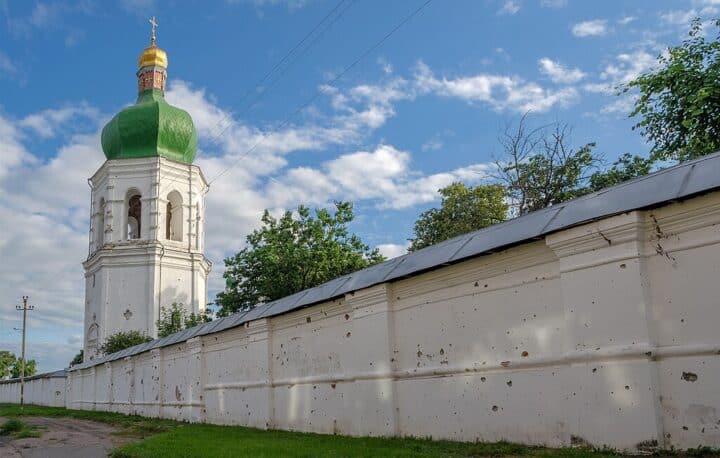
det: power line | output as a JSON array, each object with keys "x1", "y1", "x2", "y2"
[
  {"x1": 159, "y1": 0, "x2": 356, "y2": 192},
  {"x1": 204, "y1": 0, "x2": 356, "y2": 147},
  {"x1": 207, "y1": 0, "x2": 434, "y2": 185}
]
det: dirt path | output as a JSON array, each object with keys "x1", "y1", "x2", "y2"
[{"x1": 0, "y1": 416, "x2": 131, "y2": 458}]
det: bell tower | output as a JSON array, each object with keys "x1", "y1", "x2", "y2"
[{"x1": 83, "y1": 20, "x2": 211, "y2": 360}]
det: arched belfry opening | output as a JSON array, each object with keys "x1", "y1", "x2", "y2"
[
  {"x1": 166, "y1": 191, "x2": 183, "y2": 241},
  {"x1": 127, "y1": 192, "x2": 142, "y2": 239}
]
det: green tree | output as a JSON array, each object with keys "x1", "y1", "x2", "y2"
[
  {"x1": 157, "y1": 303, "x2": 212, "y2": 338},
  {"x1": 216, "y1": 201, "x2": 385, "y2": 316},
  {"x1": 0, "y1": 351, "x2": 16, "y2": 379},
  {"x1": 10, "y1": 358, "x2": 36, "y2": 378},
  {"x1": 495, "y1": 115, "x2": 600, "y2": 215},
  {"x1": 99, "y1": 330, "x2": 152, "y2": 355},
  {"x1": 626, "y1": 18, "x2": 720, "y2": 162},
  {"x1": 588, "y1": 153, "x2": 655, "y2": 191},
  {"x1": 69, "y1": 350, "x2": 84, "y2": 367},
  {"x1": 409, "y1": 183, "x2": 508, "y2": 251}
]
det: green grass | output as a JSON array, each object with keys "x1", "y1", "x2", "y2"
[
  {"x1": 0, "y1": 417, "x2": 41, "y2": 439},
  {"x1": 110, "y1": 424, "x2": 621, "y2": 458},
  {"x1": 0, "y1": 404, "x2": 718, "y2": 457}
]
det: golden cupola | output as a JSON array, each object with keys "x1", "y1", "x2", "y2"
[
  {"x1": 136, "y1": 17, "x2": 168, "y2": 93},
  {"x1": 138, "y1": 43, "x2": 168, "y2": 69}
]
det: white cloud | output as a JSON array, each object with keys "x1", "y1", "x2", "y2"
[
  {"x1": 660, "y1": 9, "x2": 700, "y2": 26},
  {"x1": 377, "y1": 243, "x2": 409, "y2": 259},
  {"x1": 585, "y1": 49, "x2": 657, "y2": 95},
  {"x1": 583, "y1": 49, "x2": 657, "y2": 115},
  {"x1": 0, "y1": 114, "x2": 37, "y2": 179},
  {"x1": 120, "y1": 0, "x2": 158, "y2": 13},
  {"x1": 270, "y1": 144, "x2": 493, "y2": 210},
  {"x1": 226, "y1": 0, "x2": 313, "y2": 10},
  {"x1": 603, "y1": 50, "x2": 657, "y2": 85},
  {"x1": 599, "y1": 94, "x2": 638, "y2": 115},
  {"x1": 5, "y1": 2, "x2": 94, "y2": 39},
  {"x1": 67, "y1": 334, "x2": 83, "y2": 346},
  {"x1": 28, "y1": 2, "x2": 61, "y2": 27},
  {"x1": 498, "y1": 0, "x2": 520, "y2": 15},
  {"x1": 64, "y1": 29, "x2": 85, "y2": 47},
  {"x1": 377, "y1": 57, "x2": 393, "y2": 74},
  {"x1": 660, "y1": 1, "x2": 719, "y2": 26},
  {"x1": 618, "y1": 16, "x2": 636, "y2": 26},
  {"x1": 0, "y1": 51, "x2": 19, "y2": 78},
  {"x1": 5, "y1": 1, "x2": 65, "y2": 37},
  {"x1": 19, "y1": 105, "x2": 99, "y2": 138},
  {"x1": 540, "y1": 0, "x2": 567, "y2": 7},
  {"x1": 538, "y1": 58, "x2": 586, "y2": 84},
  {"x1": 415, "y1": 61, "x2": 579, "y2": 113},
  {"x1": 421, "y1": 138, "x2": 444, "y2": 152},
  {"x1": 572, "y1": 19, "x2": 608, "y2": 37},
  {"x1": 0, "y1": 110, "x2": 103, "y2": 372}
]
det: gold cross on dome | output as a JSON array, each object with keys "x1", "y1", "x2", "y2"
[{"x1": 149, "y1": 16, "x2": 158, "y2": 45}]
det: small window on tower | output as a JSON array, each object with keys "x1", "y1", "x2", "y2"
[
  {"x1": 127, "y1": 193, "x2": 142, "y2": 239},
  {"x1": 166, "y1": 191, "x2": 183, "y2": 241}
]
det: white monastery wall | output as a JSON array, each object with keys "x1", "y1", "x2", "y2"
[
  {"x1": 0, "y1": 374, "x2": 67, "y2": 407},
  {"x1": 5, "y1": 190, "x2": 715, "y2": 452}
]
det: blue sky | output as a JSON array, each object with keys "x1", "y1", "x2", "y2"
[{"x1": 0, "y1": 0, "x2": 715, "y2": 371}]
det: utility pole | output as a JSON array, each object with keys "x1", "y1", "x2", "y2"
[{"x1": 15, "y1": 296, "x2": 34, "y2": 408}]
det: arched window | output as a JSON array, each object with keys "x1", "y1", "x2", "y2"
[
  {"x1": 166, "y1": 191, "x2": 183, "y2": 241},
  {"x1": 127, "y1": 193, "x2": 142, "y2": 239},
  {"x1": 96, "y1": 198, "x2": 105, "y2": 249}
]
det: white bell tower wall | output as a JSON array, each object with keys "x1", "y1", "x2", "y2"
[{"x1": 83, "y1": 157, "x2": 211, "y2": 360}]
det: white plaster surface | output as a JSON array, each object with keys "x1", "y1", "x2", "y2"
[{"x1": 0, "y1": 375, "x2": 67, "y2": 407}]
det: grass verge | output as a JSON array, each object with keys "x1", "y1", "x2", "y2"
[
  {"x1": 1, "y1": 404, "x2": 718, "y2": 457},
  {"x1": 0, "y1": 403, "x2": 176, "y2": 439},
  {"x1": 0, "y1": 417, "x2": 42, "y2": 439},
  {"x1": 110, "y1": 423, "x2": 622, "y2": 458}
]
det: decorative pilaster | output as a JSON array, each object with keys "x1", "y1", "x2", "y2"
[
  {"x1": 90, "y1": 365, "x2": 97, "y2": 411},
  {"x1": 346, "y1": 284, "x2": 398, "y2": 437},
  {"x1": 124, "y1": 356, "x2": 136, "y2": 415},
  {"x1": 187, "y1": 337, "x2": 206, "y2": 423},
  {"x1": 247, "y1": 318, "x2": 273, "y2": 429},
  {"x1": 150, "y1": 348, "x2": 163, "y2": 418},
  {"x1": 104, "y1": 362, "x2": 113, "y2": 412},
  {"x1": 546, "y1": 210, "x2": 663, "y2": 450}
]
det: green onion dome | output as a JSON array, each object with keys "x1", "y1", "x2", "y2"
[{"x1": 101, "y1": 33, "x2": 197, "y2": 165}]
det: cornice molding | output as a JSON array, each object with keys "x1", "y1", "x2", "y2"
[
  {"x1": 270, "y1": 299, "x2": 349, "y2": 331},
  {"x1": 346, "y1": 284, "x2": 390, "y2": 310},
  {"x1": 84, "y1": 241, "x2": 210, "y2": 269},
  {"x1": 89, "y1": 157, "x2": 208, "y2": 190},
  {"x1": 647, "y1": 193, "x2": 720, "y2": 237},
  {"x1": 545, "y1": 211, "x2": 645, "y2": 258}
]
